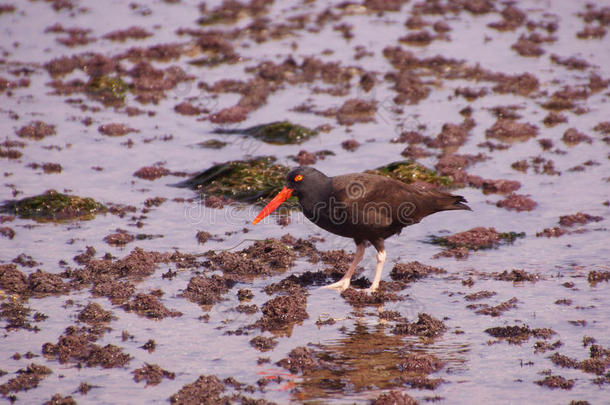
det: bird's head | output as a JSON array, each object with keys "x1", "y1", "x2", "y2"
[
  {"x1": 252, "y1": 166, "x2": 327, "y2": 225},
  {"x1": 284, "y1": 166, "x2": 328, "y2": 197}
]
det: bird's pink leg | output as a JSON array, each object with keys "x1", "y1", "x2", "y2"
[
  {"x1": 322, "y1": 243, "x2": 365, "y2": 291},
  {"x1": 365, "y1": 249, "x2": 386, "y2": 293}
]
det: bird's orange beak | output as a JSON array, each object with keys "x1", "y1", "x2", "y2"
[{"x1": 252, "y1": 187, "x2": 293, "y2": 225}]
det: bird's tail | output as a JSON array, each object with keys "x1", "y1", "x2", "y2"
[
  {"x1": 428, "y1": 192, "x2": 472, "y2": 213},
  {"x1": 399, "y1": 188, "x2": 472, "y2": 224},
  {"x1": 448, "y1": 195, "x2": 472, "y2": 211}
]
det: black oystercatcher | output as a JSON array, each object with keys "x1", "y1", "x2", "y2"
[{"x1": 253, "y1": 167, "x2": 471, "y2": 292}]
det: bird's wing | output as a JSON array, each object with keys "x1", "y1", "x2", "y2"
[
  {"x1": 332, "y1": 173, "x2": 404, "y2": 228},
  {"x1": 332, "y1": 173, "x2": 464, "y2": 228}
]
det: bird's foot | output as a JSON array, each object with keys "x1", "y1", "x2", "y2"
[
  {"x1": 363, "y1": 284, "x2": 380, "y2": 294},
  {"x1": 321, "y1": 278, "x2": 351, "y2": 292}
]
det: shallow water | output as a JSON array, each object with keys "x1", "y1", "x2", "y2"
[{"x1": 1, "y1": 0, "x2": 609, "y2": 403}]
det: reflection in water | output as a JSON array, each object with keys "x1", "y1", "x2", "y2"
[{"x1": 290, "y1": 320, "x2": 466, "y2": 401}]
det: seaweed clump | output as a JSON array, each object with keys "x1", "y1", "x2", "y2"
[
  {"x1": 485, "y1": 325, "x2": 555, "y2": 344},
  {"x1": 430, "y1": 227, "x2": 525, "y2": 258},
  {"x1": 0, "y1": 363, "x2": 52, "y2": 397},
  {"x1": 173, "y1": 156, "x2": 291, "y2": 205},
  {"x1": 213, "y1": 121, "x2": 317, "y2": 145},
  {"x1": 176, "y1": 159, "x2": 453, "y2": 206},
  {"x1": 86, "y1": 75, "x2": 128, "y2": 106},
  {"x1": 2, "y1": 190, "x2": 106, "y2": 222},
  {"x1": 368, "y1": 160, "x2": 453, "y2": 187}
]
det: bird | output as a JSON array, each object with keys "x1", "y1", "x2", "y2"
[{"x1": 252, "y1": 166, "x2": 471, "y2": 293}]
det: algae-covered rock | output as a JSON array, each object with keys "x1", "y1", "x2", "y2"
[
  {"x1": 213, "y1": 121, "x2": 317, "y2": 145},
  {"x1": 368, "y1": 160, "x2": 453, "y2": 187},
  {"x1": 173, "y1": 156, "x2": 291, "y2": 205},
  {"x1": 176, "y1": 158, "x2": 456, "y2": 206},
  {"x1": 197, "y1": 139, "x2": 228, "y2": 149},
  {"x1": 2, "y1": 190, "x2": 107, "y2": 222},
  {"x1": 16, "y1": 121, "x2": 56, "y2": 140},
  {"x1": 429, "y1": 227, "x2": 523, "y2": 250}
]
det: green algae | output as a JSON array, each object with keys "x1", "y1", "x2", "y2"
[
  {"x1": 214, "y1": 121, "x2": 318, "y2": 145},
  {"x1": 197, "y1": 139, "x2": 228, "y2": 149},
  {"x1": 2, "y1": 190, "x2": 107, "y2": 222},
  {"x1": 86, "y1": 75, "x2": 128, "y2": 106},
  {"x1": 369, "y1": 160, "x2": 453, "y2": 187},
  {"x1": 198, "y1": 14, "x2": 235, "y2": 26},
  {"x1": 176, "y1": 158, "x2": 454, "y2": 206},
  {"x1": 173, "y1": 156, "x2": 292, "y2": 205},
  {"x1": 188, "y1": 55, "x2": 235, "y2": 67},
  {"x1": 499, "y1": 231, "x2": 526, "y2": 243}
]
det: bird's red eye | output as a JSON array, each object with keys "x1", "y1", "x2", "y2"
[{"x1": 294, "y1": 174, "x2": 303, "y2": 182}]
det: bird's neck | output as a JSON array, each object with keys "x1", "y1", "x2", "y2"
[{"x1": 296, "y1": 178, "x2": 333, "y2": 217}]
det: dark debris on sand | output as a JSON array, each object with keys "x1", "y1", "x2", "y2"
[
  {"x1": 98, "y1": 123, "x2": 138, "y2": 136},
  {"x1": 276, "y1": 346, "x2": 322, "y2": 374},
  {"x1": 559, "y1": 212, "x2": 603, "y2": 227},
  {"x1": 371, "y1": 390, "x2": 418, "y2": 405},
  {"x1": 263, "y1": 270, "x2": 329, "y2": 295},
  {"x1": 1, "y1": 299, "x2": 47, "y2": 332},
  {"x1": 63, "y1": 247, "x2": 175, "y2": 304},
  {"x1": 103, "y1": 229, "x2": 135, "y2": 246},
  {"x1": 464, "y1": 290, "x2": 497, "y2": 301},
  {"x1": 0, "y1": 264, "x2": 69, "y2": 298},
  {"x1": 43, "y1": 393, "x2": 76, "y2": 404},
  {"x1": 470, "y1": 297, "x2": 518, "y2": 317},
  {"x1": 341, "y1": 288, "x2": 403, "y2": 306},
  {"x1": 205, "y1": 238, "x2": 296, "y2": 281},
  {"x1": 493, "y1": 269, "x2": 539, "y2": 282},
  {"x1": 121, "y1": 293, "x2": 182, "y2": 319},
  {"x1": 183, "y1": 274, "x2": 236, "y2": 306},
  {"x1": 493, "y1": 269, "x2": 540, "y2": 283},
  {"x1": 485, "y1": 325, "x2": 555, "y2": 344},
  {"x1": 256, "y1": 294, "x2": 308, "y2": 333},
  {"x1": 486, "y1": 118, "x2": 538, "y2": 141},
  {"x1": 170, "y1": 375, "x2": 226, "y2": 404},
  {"x1": 432, "y1": 227, "x2": 524, "y2": 258},
  {"x1": 73, "y1": 246, "x2": 96, "y2": 265},
  {"x1": 550, "y1": 342, "x2": 610, "y2": 376},
  {"x1": 588, "y1": 270, "x2": 610, "y2": 286},
  {"x1": 133, "y1": 166, "x2": 171, "y2": 181},
  {"x1": 397, "y1": 351, "x2": 444, "y2": 374},
  {"x1": 436, "y1": 227, "x2": 501, "y2": 249},
  {"x1": 0, "y1": 363, "x2": 52, "y2": 397},
  {"x1": 535, "y1": 375, "x2": 575, "y2": 390},
  {"x1": 69, "y1": 247, "x2": 167, "y2": 282},
  {"x1": 495, "y1": 193, "x2": 538, "y2": 212},
  {"x1": 16, "y1": 121, "x2": 56, "y2": 140},
  {"x1": 133, "y1": 363, "x2": 175, "y2": 386},
  {"x1": 390, "y1": 261, "x2": 446, "y2": 282},
  {"x1": 169, "y1": 374, "x2": 269, "y2": 405},
  {"x1": 199, "y1": 236, "x2": 328, "y2": 302},
  {"x1": 249, "y1": 336, "x2": 278, "y2": 352},
  {"x1": 393, "y1": 313, "x2": 447, "y2": 338},
  {"x1": 77, "y1": 302, "x2": 114, "y2": 324},
  {"x1": 42, "y1": 326, "x2": 131, "y2": 368}
]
